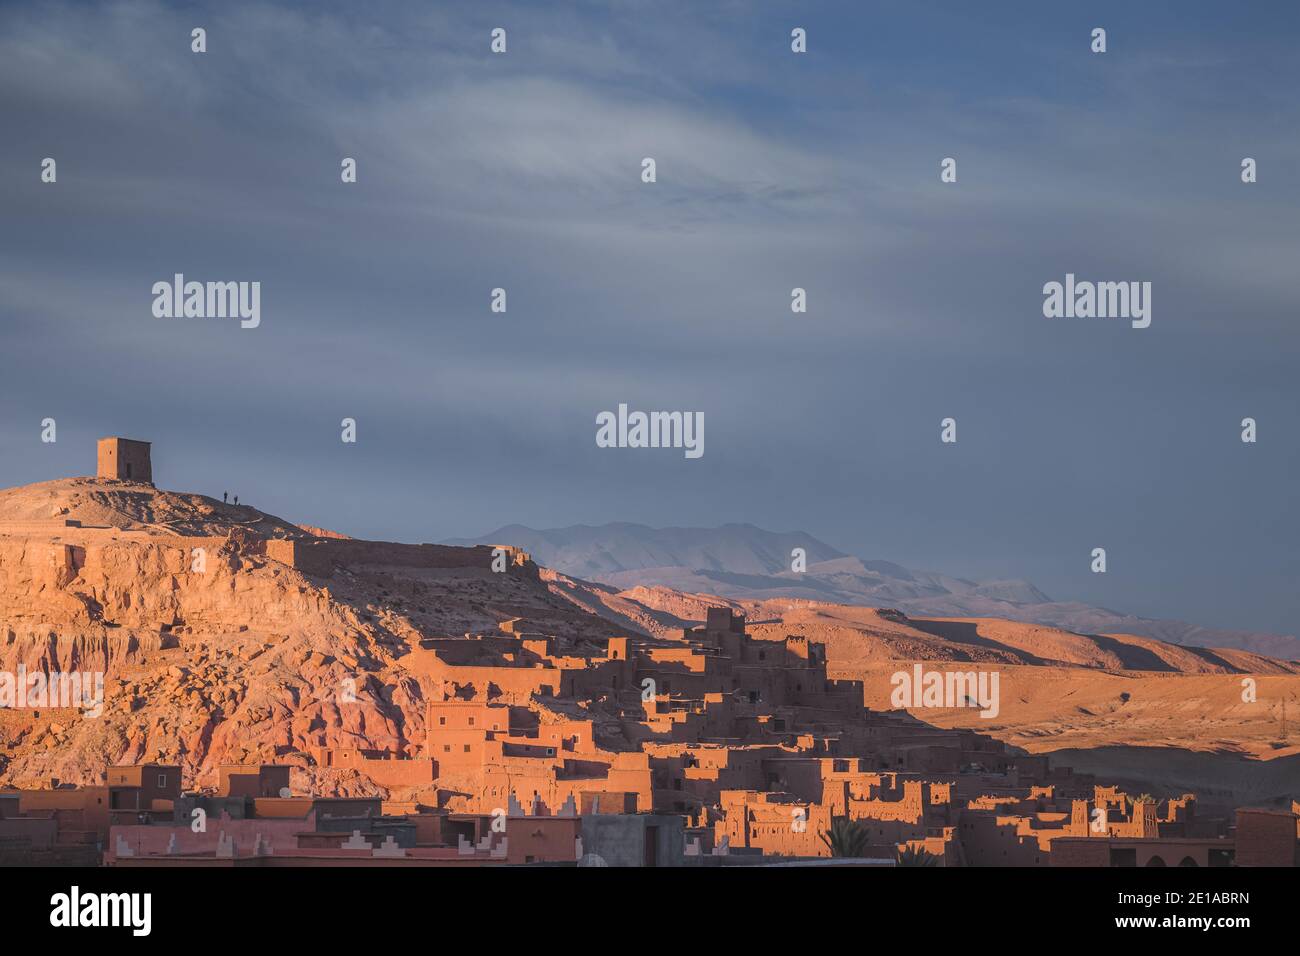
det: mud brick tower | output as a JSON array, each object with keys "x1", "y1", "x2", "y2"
[{"x1": 96, "y1": 436, "x2": 153, "y2": 484}]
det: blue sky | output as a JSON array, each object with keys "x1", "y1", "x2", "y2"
[{"x1": 1, "y1": 0, "x2": 1297, "y2": 633}]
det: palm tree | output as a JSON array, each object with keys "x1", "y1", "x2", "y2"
[
  {"x1": 896, "y1": 845, "x2": 940, "y2": 867},
  {"x1": 819, "y1": 816, "x2": 870, "y2": 857}
]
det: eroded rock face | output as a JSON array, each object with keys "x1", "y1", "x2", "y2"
[{"x1": 0, "y1": 479, "x2": 585, "y2": 796}]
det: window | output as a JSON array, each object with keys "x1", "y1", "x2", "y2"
[
  {"x1": 157, "y1": 774, "x2": 167, "y2": 788},
  {"x1": 463, "y1": 745, "x2": 471, "y2": 753},
  {"x1": 468, "y1": 717, "x2": 475, "y2": 726},
  {"x1": 439, "y1": 717, "x2": 446, "y2": 725},
  {"x1": 443, "y1": 745, "x2": 451, "y2": 753},
  {"x1": 546, "y1": 747, "x2": 555, "y2": 757}
]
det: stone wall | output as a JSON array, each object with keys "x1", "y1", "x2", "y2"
[{"x1": 264, "y1": 538, "x2": 535, "y2": 578}]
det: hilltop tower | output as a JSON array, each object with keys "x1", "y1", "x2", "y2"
[{"x1": 96, "y1": 436, "x2": 153, "y2": 485}]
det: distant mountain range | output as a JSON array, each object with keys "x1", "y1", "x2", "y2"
[{"x1": 446, "y1": 522, "x2": 1300, "y2": 660}]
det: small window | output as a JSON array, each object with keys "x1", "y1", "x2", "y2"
[
  {"x1": 463, "y1": 744, "x2": 471, "y2": 753},
  {"x1": 443, "y1": 745, "x2": 451, "y2": 753},
  {"x1": 546, "y1": 747, "x2": 555, "y2": 757},
  {"x1": 439, "y1": 717, "x2": 446, "y2": 725},
  {"x1": 468, "y1": 717, "x2": 475, "y2": 726},
  {"x1": 157, "y1": 774, "x2": 167, "y2": 788}
]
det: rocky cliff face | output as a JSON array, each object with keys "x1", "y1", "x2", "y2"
[
  {"x1": 0, "y1": 480, "x2": 599, "y2": 795},
  {"x1": 2, "y1": 536, "x2": 383, "y2": 792}
]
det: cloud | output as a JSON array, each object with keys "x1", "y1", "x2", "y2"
[{"x1": 0, "y1": 0, "x2": 1297, "y2": 633}]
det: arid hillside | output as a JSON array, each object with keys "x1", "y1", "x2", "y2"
[
  {"x1": 0, "y1": 479, "x2": 629, "y2": 795},
  {"x1": 549, "y1": 579, "x2": 1298, "y2": 674},
  {"x1": 4, "y1": 477, "x2": 1297, "y2": 813},
  {"x1": 0, "y1": 477, "x2": 312, "y2": 537}
]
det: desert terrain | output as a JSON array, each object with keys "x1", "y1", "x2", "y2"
[
  {"x1": 552, "y1": 581, "x2": 1300, "y2": 810},
  {"x1": 3, "y1": 476, "x2": 1297, "y2": 815}
]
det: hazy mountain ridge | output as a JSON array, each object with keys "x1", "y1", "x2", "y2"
[
  {"x1": 446, "y1": 522, "x2": 846, "y2": 577},
  {"x1": 450, "y1": 523, "x2": 1300, "y2": 660}
]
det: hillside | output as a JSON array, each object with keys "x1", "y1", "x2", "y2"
[
  {"x1": 4, "y1": 477, "x2": 1297, "y2": 811},
  {"x1": 0, "y1": 479, "x2": 625, "y2": 794},
  {"x1": 0, "y1": 477, "x2": 312, "y2": 538}
]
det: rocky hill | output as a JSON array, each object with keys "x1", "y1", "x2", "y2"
[
  {"x1": 4, "y1": 477, "x2": 1297, "y2": 809},
  {"x1": 0, "y1": 478, "x2": 623, "y2": 794}
]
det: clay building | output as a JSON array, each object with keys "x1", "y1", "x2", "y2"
[{"x1": 96, "y1": 436, "x2": 153, "y2": 484}]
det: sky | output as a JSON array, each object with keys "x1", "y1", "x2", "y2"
[{"x1": 1, "y1": 0, "x2": 1297, "y2": 634}]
